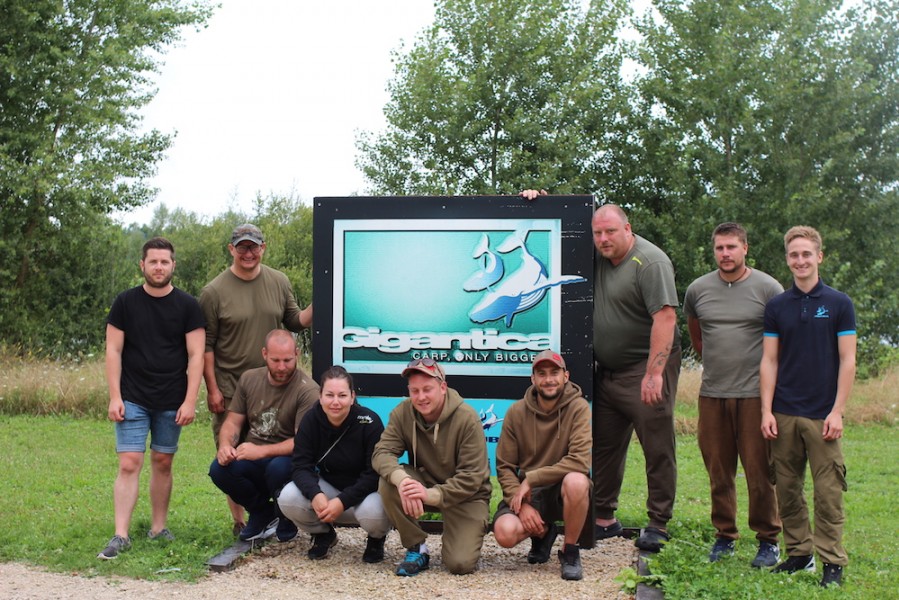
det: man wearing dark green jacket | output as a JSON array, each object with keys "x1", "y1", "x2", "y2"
[{"x1": 372, "y1": 358, "x2": 491, "y2": 577}]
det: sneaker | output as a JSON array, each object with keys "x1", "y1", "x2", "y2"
[
  {"x1": 708, "y1": 537, "x2": 735, "y2": 562},
  {"x1": 594, "y1": 520, "x2": 624, "y2": 540},
  {"x1": 558, "y1": 544, "x2": 583, "y2": 581},
  {"x1": 527, "y1": 523, "x2": 558, "y2": 564},
  {"x1": 362, "y1": 535, "x2": 386, "y2": 563},
  {"x1": 751, "y1": 541, "x2": 780, "y2": 568},
  {"x1": 276, "y1": 517, "x2": 298, "y2": 543},
  {"x1": 395, "y1": 547, "x2": 430, "y2": 576},
  {"x1": 772, "y1": 554, "x2": 816, "y2": 573},
  {"x1": 147, "y1": 528, "x2": 175, "y2": 541},
  {"x1": 97, "y1": 535, "x2": 131, "y2": 560},
  {"x1": 239, "y1": 506, "x2": 276, "y2": 541},
  {"x1": 635, "y1": 527, "x2": 669, "y2": 552},
  {"x1": 820, "y1": 563, "x2": 843, "y2": 587},
  {"x1": 307, "y1": 525, "x2": 338, "y2": 560}
]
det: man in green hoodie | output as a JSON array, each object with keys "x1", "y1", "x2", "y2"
[
  {"x1": 372, "y1": 358, "x2": 492, "y2": 576},
  {"x1": 492, "y1": 350, "x2": 592, "y2": 581}
]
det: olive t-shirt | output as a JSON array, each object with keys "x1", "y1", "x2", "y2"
[
  {"x1": 592, "y1": 235, "x2": 680, "y2": 370},
  {"x1": 229, "y1": 365, "x2": 319, "y2": 445},
  {"x1": 199, "y1": 265, "x2": 303, "y2": 398}
]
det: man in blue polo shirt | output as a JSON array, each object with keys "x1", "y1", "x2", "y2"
[{"x1": 760, "y1": 226, "x2": 856, "y2": 588}]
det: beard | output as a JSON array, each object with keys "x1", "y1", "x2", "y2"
[{"x1": 143, "y1": 272, "x2": 173, "y2": 288}]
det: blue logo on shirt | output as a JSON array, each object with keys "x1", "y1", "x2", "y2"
[{"x1": 814, "y1": 306, "x2": 830, "y2": 319}]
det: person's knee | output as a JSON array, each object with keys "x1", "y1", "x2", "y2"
[
  {"x1": 150, "y1": 451, "x2": 174, "y2": 474},
  {"x1": 561, "y1": 473, "x2": 591, "y2": 501},
  {"x1": 117, "y1": 452, "x2": 143, "y2": 476},
  {"x1": 492, "y1": 516, "x2": 519, "y2": 548},
  {"x1": 443, "y1": 553, "x2": 479, "y2": 575}
]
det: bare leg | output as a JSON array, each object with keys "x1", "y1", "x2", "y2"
[
  {"x1": 149, "y1": 450, "x2": 174, "y2": 534},
  {"x1": 561, "y1": 473, "x2": 591, "y2": 546},
  {"x1": 113, "y1": 452, "x2": 144, "y2": 537}
]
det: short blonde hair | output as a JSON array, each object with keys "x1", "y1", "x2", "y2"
[{"x1": 784, "y1": 225, "x2": 822, "y2": 253}]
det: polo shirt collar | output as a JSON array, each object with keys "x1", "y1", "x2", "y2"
[{"x1": 789, "y1": 278, "x2": 824, "y2": 298}]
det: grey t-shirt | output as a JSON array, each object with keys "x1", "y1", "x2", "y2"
[
  {"x1": 683, "y1": 269, "x2": 783, "y2": 397},
  {"x1": 593, "y1": 235, "x2": 680, "y2": 370}
]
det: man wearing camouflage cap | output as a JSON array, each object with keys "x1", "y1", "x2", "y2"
[{"x1": 200, "y1": 223, "x2": 313, "y2": 533}]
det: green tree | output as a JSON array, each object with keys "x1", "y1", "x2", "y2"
[
  {"x1": 356, "y1": 0, "x2": 630, "y2": 195},
  {"x1": 624, "y1": 0, "x2": 899, "y2": 373},
  {"x1": 0, "y1": 0, "x2": 212, "y2": 354}
]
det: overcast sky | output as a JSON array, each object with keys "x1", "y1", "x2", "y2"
[{"x1": 121, "y1": 0, "x2": 436, "y2": 225}]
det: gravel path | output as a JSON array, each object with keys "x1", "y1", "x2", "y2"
[{"x1": 1, "y1": 530, "x2": 636, "y2": 599}]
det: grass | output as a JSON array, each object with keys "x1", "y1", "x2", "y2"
[{"x1": 1, "y1": 356, "x2": 897, "y2": 597}]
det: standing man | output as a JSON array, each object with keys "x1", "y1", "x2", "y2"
[
  {"x1": 761, "y1": 226, "x2": 856, "y2": 588},
  {"x1": 372, "y1": 358, "x2": 492, "y2": 577},
  {"x1": 520, "y1": 192, "x2": 681, "y2": 551},
  {"x1": 589, "y1": 203, "x2": 681, "y2": 552},
  {"x1": 683, "y1": 222, "x2": 783, "y2": 567},
  {"x1": 493, "y1": 350, "x2": 592, "y2": 581},
  {"x1": 200, "y1": 223, "x2": 313, "y2": 532},
  {"x1": 99, "y1": 237, "x2": 205, "y2": 559},
  {"x1": 209, "y1": 330, "x2": 319, "y2": 543}
]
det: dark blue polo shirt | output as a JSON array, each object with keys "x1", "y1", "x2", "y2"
[{"x1": 763, "y1": 279, "x2": 856, "y2": 419}]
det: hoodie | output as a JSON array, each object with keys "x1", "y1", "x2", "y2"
[
  {"x1": 495, "y1": 381, "x2": 591, "y2": 505},
  {"x1": 372, "y1": 387, "x2": 492, "y2": 508}
]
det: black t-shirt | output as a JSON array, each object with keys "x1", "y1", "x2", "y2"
[{"x1": 107, "y1": 286, "x2": 205, "y2": 410}]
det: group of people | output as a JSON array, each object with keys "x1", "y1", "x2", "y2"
[{"x1": 99, "y1": 202, "x2": 855, "y2": 588}]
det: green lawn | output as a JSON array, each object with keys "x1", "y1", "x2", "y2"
[{"x1": 1, "y1": 414, "x2": 896, "y2": 598}]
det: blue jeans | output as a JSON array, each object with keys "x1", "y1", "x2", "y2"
[
  {"x1": 115, "y1": 400, "x2": 180, "y2": 454},
  {"x1": 208, "y1": 456, "x2": 292, "y2": 512}
]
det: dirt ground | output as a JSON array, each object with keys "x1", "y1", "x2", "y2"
[{"x1": 0, "y1": 530, "x2": 636, "y2": 599}]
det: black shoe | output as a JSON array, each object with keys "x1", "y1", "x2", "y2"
[
  {"x1": 594, "y1": 520, "x2": 624, "y2": 540},
  {"x1": 772, "y1": 554, "x2": 815, "y2": 573},
  {"x1": 239, "y1": 506, "x2": 276, "y2": 541},
  {"x1": 558, "y1": 544, "x2": 583, "y2": 581},
  {"x1": 275, "y1": 517, "x2": 298, "y2": 542},
  {"x1": 527, "y1": 523, "x2": 558, "y2": 564},
  {"x1": 635, "y1": 527, "x2": 669, "y2": 552},
  {"x1": 307, "y1": 525, "x2": 337, "y2": 560},
  {"x1": 362, "y1": 535, "x2": 386, "y2": 563},
  {"x1": 708, "y1": 537, "x2": 735, "y2": 562},
  {"x1": 820, "y1": 563, "x2": 843, "y2": 587},
  {"x1": 751, "y1": 541, "x2": 780, "y2": 568}
]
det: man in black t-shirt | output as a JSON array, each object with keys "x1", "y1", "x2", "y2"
[{"x1": 98, "y1": 237, "x2": 205, "y2": 560}]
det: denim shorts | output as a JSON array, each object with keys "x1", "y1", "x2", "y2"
[{"x1": 115, "y1": 400, "x2": 181, "y2": 454}]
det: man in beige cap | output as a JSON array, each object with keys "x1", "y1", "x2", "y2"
[
  {"x1": 372, "y1": 358, "x2": 491, "y2": 576},
  {"x1": 199, "y1": 223, "x2": 313, "y2": 533},
  {"x1": 493, "y1": 350, "x2": 592, "y2": 580}
]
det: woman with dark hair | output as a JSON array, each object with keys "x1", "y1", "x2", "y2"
[{"x1": 278, "y1": 366, "x2": 389, "y2": 562}]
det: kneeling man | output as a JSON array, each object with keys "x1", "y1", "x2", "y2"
[
  {"x1": 372, "y1": 358, "x2": 492, "y2": 576},
  {"x1": 209, "y1": 330, "x2": 318, "y2": 542},
  {"x1": 493, "y1": 350, "x2": 592, "y2": 581}
]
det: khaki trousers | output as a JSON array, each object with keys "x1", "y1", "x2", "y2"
[
  {"x1": 378, "y1": 467, "x2": 488, "y2": 574},
  {"x1": 771, "y1": 413, "x2": 848, "y2": 565}
]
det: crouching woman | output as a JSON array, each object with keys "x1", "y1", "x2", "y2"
[{"x1": 278, "y1": 366, "x2": 390, "y2": 562}]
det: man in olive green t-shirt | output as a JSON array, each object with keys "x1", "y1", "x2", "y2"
[{"x1": 199, "y1": 223, "x2": 312, "y2": 533}]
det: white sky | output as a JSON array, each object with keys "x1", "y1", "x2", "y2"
[{"x1": 121, "y1": 0, "x2": 436, "y2": 225}]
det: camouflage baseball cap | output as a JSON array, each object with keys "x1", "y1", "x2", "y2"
[{"x1": 231, "y1": 223, "x2": 264, "y2": 246}]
